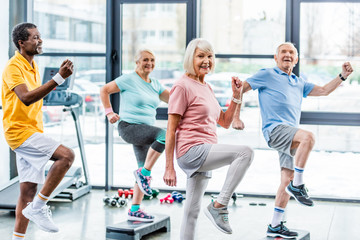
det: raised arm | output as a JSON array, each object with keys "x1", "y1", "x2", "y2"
[
  {"x1": 13, "y1": 60, "x2": 73, "y2": 106},
  {"x1": 100, "y1": 80, "x2": 121, "y2": 124},
  {"x1": 308, "y1": 62, "x2": 353, "y2": 96},
  {"x1": 217, "y1": 77, "x2": 243, "y2": 129},
  {"x1": 163, "y1": 113, "x2": 181, "y2": 187},
  {"x1": 232, "y1": 81, "x2": 253, "y2": 130}
]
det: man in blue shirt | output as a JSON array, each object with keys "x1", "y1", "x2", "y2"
[{"x1": 233, "y1": 42, "x2": 353, "y2": 238}]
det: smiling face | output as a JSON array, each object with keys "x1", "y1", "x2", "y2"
[
  {"x1": 20, "y1": 28, "x2": 43, "y2": 56},
  {"x1": 136, "y1": 51, "x2": 155, "y2": 75},
  {"x1": 192, "y1": 48, "x2": 213, "y2": 77},
  {"x1": 274, "y1": 44, "x2": 298, "y2": 74}
]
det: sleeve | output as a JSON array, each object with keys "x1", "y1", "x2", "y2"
[
  {"x1": 114, "y1": 74, "x2": 130, "y2": 92},
  {"x1": 153, "y1": 78, "x2": 166, "y2": 94},
  {"x1": 246, "y1": 69, "x2": 268, "y2": 91},
  {"x1": 168, "y1": 84, "x2": 187, "y2": 116},
  {"x1": 303, "y1": 81, "x2": 315, "y2": 98},
  {"x1": 3, "y1": 64, "x2": 26, "y2": 91}
]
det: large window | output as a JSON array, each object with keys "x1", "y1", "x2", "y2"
[{"x1": 34, "y1": 0, "x2": 106, "y2": 186}]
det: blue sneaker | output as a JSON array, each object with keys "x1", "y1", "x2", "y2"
[
  {"x1": 134, "y1": 168, "x2": 152, "y2": 196},
  {"x1": 127, "y1": 209, "x2": 154, "y2": 222},
  {"x1": 286, "y1": 181, "x2": 314, "y2": 207},
  {"x1": 267, "y1": 221, "x2": 298, "y2": 239}
]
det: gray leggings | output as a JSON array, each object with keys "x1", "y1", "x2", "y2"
[
  {"x1": 118, "y1": 121, "x2": 165, "y2": 167},
  {"x1": 180, "y1": 144, "x2": 254, "y2": 240}
]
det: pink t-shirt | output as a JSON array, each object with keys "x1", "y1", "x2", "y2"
[{"x1": 168, "y1": 74, "x2": 222, "y2": 158}]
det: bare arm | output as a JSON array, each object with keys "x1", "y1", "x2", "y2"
[
  {"x1": 232, "y1": 81, "x2": 253, "y2": 130},
  {"x1": 308, "y1": 62, "x2": 353, "y2": 96},
  {"x1": 100, "y1": 81, "x2": 121, "y2": 124},
  {"x1": 159, "y1": 89, "x2": 170, "y2": 103},
  {"x1": 13, "y1": 60, "x2": 73, "y2": 106},
  {"x1": 163, "y1": 114, "x2": 181, "y2": 187},
  {"x1": 217, "y1": 77, "x2": 242, "y2": 129}
]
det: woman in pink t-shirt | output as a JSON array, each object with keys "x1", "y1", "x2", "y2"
[{"x1": 163, "y1": 38, "x2": 254, "y2": 239}]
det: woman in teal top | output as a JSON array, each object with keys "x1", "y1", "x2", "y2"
[{"x1": 100, "y1": 49, "x2": 169, "y2": 222}]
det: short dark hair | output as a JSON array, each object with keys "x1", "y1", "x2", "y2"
[{"x1": 12, "y1": 22, "x2": 37, "y2": 50}]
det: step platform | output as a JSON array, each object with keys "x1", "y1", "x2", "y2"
[
  {"x1": 261, "y1": 229, "x2": 310, "y2": 240},
  {"x1": 106, "y1": 214, "x2": 170, "y2": 240}
]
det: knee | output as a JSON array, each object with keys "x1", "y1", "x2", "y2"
[
  {"x1": 61, "y1": 148, "x2": 75, "y2": 169},
  {"x1": 242, "y1": 146, "x2": 254, "y2": 166},
  {"x1": 302, "y1": 132, "x2": 315, "y2": 148},
  {"x1": 20, "y1": 186, "x2": 37, "y2": 202}
]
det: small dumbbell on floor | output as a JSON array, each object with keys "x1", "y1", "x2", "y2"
[
  {"x1": 171, "y1": 191, "x2": 185, "y2": 203},
  {"x1": 118, "y1": 189, "x2": 134, "y2": 199},
  {"x1": 143, "y1": 188, "x2": 160, "y2": 200},
  {"x1": 112, "y1": 195, "x2": 128, "y2": 207},
  {"x1": 103, "y1": 196, "x2": 118, "y2": 207},
  {"x1": 160, "y1": 194, "x2": 174, "y2": 204}
]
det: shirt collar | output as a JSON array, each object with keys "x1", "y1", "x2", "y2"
[
  {"x1": 15, "y1": 51, "x2": 37, "y2": 72},
  {"x1": 274, "y1": 66, "x2": 296, "y2": 78}
]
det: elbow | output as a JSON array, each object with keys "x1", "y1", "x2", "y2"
[{"x1": 19, "y1": 96, "x2": 33, "y2": 106}]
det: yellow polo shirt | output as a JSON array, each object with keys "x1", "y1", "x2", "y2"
[{"x1": 1, "y1": 51, "x2": 43, "y2": 150}]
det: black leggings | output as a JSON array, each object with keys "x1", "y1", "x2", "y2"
[{"x1": 118, "y1": 121, "x2": 165, "y2": 167}]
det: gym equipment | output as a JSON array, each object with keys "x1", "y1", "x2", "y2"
[
  {"x1": 160, "y1": 194, "x2": 174, "y2": 204},
  {"x1": 106, "y1": 214, "x2": 170, "y2": 240},
  {"x1": 261, "y1": 229, "x2": 310, "y2": 240},
  {"x1": 211, "y1": 192, "x2": 244, "y2": 203},
  {"x1": 104, "y1": 195, "x2": 128, "y2": 208},
  {"x1": 171, "y1": 191, "x2": 184, "y2": 203},
  {"x1": 0, "y1": 67, "x2": 91, "y2": 211},
  {"x1": 143, "y1": 188, "x2": 160, "y2": 200},
  {"x1": 118, "y1": 189, "x2": 134, "y2": 199}
]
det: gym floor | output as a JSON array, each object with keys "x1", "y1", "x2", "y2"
[{"x1": 0, "y1": 189, "x2": 359, "y2": 240}]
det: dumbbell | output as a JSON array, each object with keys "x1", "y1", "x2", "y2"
[
  {"x1": 118, "y1": 189, "x2": 134, "y2": 199},
  {"x1": 103, "y1": 196, "x2": 118, "y2": 207},
  {"x1": 112, "y1": 195, "x2": 128, "y2": 207},
  {"x1": 143, "y1": 188, "x2": 160, "y2": 200},
  {"x1": 160, "y1": 194, "x2": 174, "y2": 204},
  {"x1": 171, "y1": 191, "x2": 185, "y2": 203}
]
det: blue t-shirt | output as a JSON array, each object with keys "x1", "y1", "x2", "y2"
[
  {"x1": 115, "y1": 72, "x2": 165, "y2": 125},
  {"x1": 246, "y1": 67, "x2": 315, "y2": 143}
]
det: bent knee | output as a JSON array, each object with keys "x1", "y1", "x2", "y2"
[
  {"x1": 242, "y1": 146, "x2": 254, "y2": 165},
  {"x1": 62, "y1": 148, "x2": 75, "y2": 168},
  {"x1": 301, "y1": 131, "x2": 315, "y2": 147}
]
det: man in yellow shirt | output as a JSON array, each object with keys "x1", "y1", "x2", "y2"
[{"x1": 2, "y1": 22, "x2": 75, "y2": 240}]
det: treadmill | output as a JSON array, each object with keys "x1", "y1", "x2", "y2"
[{"x1": 0, "y1": 68, "x2": 91, "y2": 211}]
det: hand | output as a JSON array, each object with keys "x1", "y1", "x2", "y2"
[
  {"x1": 232, "y1": 118, "x2": 245, "y2": 130},
  {"x1": 106, "y1": 112, "x2": 120, "y2": 124},
  {"x1": 341, "y1": 62, "x2": 353, "y2": 79},
  {"x1": 231, "y1": 76, "x2": 243, "y2": 98},
  {"x1": 163, "y1": 168, "x2": 177, "y2": 187},
  {"x1": 58, "y1": 59, "x2": 74, "y2": 79}
]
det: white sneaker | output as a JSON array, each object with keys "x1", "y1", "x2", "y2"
[{"x1": 22, "y1": 202, "x2": 59, "y2": 233}]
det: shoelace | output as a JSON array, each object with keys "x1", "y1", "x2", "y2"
[
  {"x1": 280, "y1": 221, "x2": 289, "y2": 231},
  {"x1": 41, "y1": 205, "x2": 52, "y2": 218}
]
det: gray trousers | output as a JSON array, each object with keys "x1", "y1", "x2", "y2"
[{"x1": 180, "y1": 144, "x2": 254, "y2": 240}]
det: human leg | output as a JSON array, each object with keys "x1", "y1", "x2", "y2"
[
  {"x1": 198, "y1": 144, "x2": 254, "y2": 206},
  {"x1": 14, "y1": 182, "x2": 37, "y2": 235},
  {"x1": 14, "y1": 133, "x2": 74, "y2": 232},
  {"x1": 267, "y1": 168, "x2": 298, "y2": 238},
  {"x1": 180, "y1": 174, "x2": 209, "y2": 240},
  {"x1": 198, "y1": 144, "x2": 253, "y2": 234}
]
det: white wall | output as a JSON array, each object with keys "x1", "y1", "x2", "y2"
[{"x1": 0, "y1": 0, "x2": 10, "y2": 185}]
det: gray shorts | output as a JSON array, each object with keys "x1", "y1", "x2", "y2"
[
  {"x1": 177, "y1": 144, "x2": 212, "y2": 178},
  {"x1": 268, "y1": 124, "x2": 299, "y2": 170}
]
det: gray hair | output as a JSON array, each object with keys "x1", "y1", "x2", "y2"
[
  {"x1": 275, "y1": 42, "x2": 298, "y2": 57},
  {"x1": 183, "y1": 38, "x2": 215, "y2": 75},
  {"x1": 134, "y1": 48, "x2": 156, "y2": 63}
]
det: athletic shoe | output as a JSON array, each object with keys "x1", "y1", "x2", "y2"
[
  {"x1": 204, "y1": 202, "x2": 232, "y2": 234},
  {"x1": 133, "y1": 168, "x2": 152, "y2": 196},
  {"x1": 127, "y1": 209, "x2": 154, "y2": 222},
  {"x1": 286, "y1": 180, "x2": 314, "y2": 207},
  {"x1": 267, "y1": 221, "x2": 298, "y2": 239},
  {"x1": 22, "y1": 202, "x2": 59, "y2": 233}
]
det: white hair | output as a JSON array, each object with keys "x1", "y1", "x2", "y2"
[
  {"x1": 183, "y1": 38, "x2": 215, "y2": 75},
  {"x1": 134, "y1": 48, "x2": 155, "y2": 63},
  {"x1": 275, "y1": 42, "x2": 298, "y2": 57}
]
